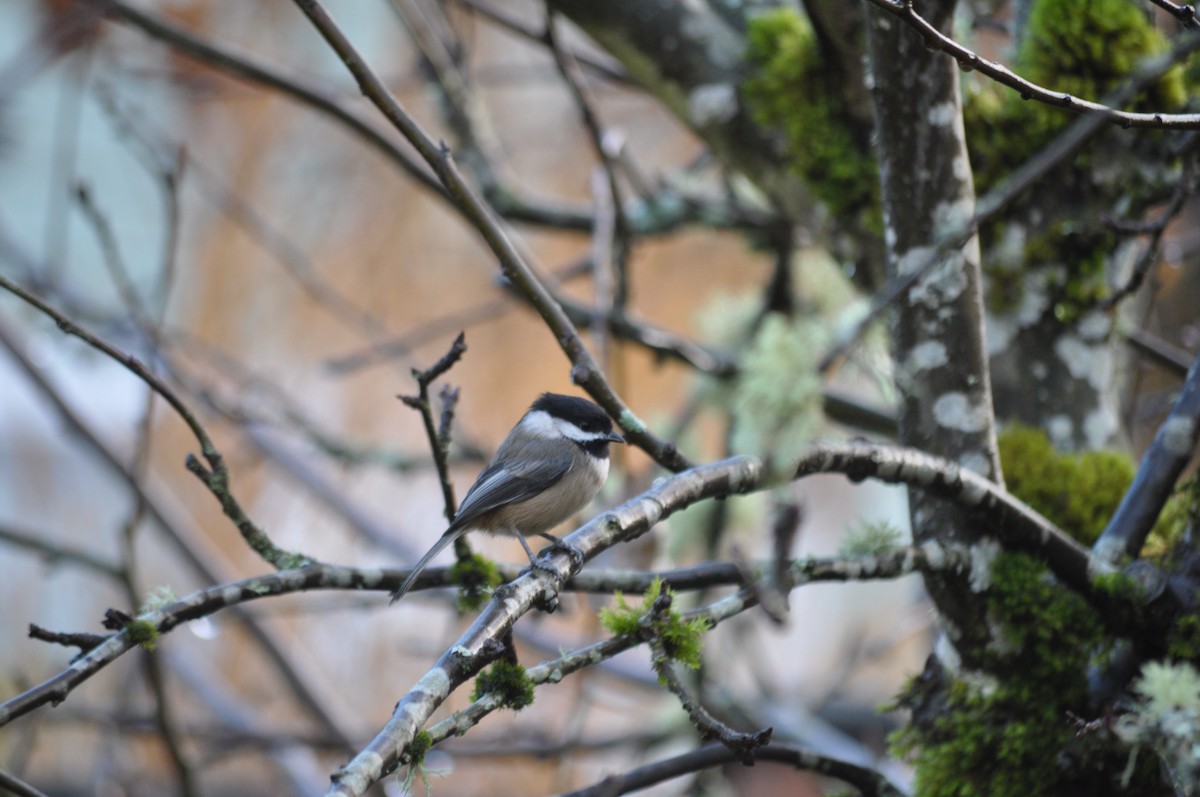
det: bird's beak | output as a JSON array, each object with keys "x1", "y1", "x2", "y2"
[{"x1": 606, "y1": 431, "x2": 626, "y2": 444}]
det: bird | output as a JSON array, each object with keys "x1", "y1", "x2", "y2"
[{"x1": 390, "y1": 393, "x2": 624, "y2": 603}]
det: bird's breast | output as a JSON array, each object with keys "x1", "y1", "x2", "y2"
[{"x1": 485, "y1": 456, "x2": 607, "y2": 535}]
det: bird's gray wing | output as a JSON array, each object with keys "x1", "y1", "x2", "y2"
[{"x1": 450, "y1": 454, "x2": 573, "y2": 531}]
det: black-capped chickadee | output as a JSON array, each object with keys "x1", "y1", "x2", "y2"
[{"x1": 390, "y1": 393, "x2": 624, "y2": 603}]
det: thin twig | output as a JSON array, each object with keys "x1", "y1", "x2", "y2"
[
  {"x1": 0, "y1": 524, "x2": 122, "y2": 579},
  {"x1": 1100, "y1": 157, "x2": 1197, "y2": 309},
  {"x1": 500, "y1": 278, "x2": 738, "y2": 377},
  {"x1": 546, "y1": 8, "x2": 631, "y2": 312},
  {"x1": 289, "y1": 0, "x2": 691, "y2": 471},
  {"x1": 645, "y1": 584, "x2": 772, "y2": 762},
  {"x1": 0, "y1": 768, "x2": 53, "y2": 797},
  {"x1": 0, "y1": 273, "x2": 306, "y2": 569},
  {"x1": 96, "y1": 86, "x2": 390, "y2": 342},
  {"x1": 398, "y1": 331, "x2": 468, "y2": 525},
  {"x1": 863, "y1": 0, "x2": 1200, "y2": 129},
  {"x1": 559, "y1": 741, "x2": 906, "y2": 797},
  {"x1": 326, "y1": 255, "x2": 594, "y2": 375},
  {"x1": 0, "y1": 321, "x2": 353, "y2": 751},
  {"x1": 0, "y1": 565, "x2": 400, "y2": 727},
  {"x1": 27, "y1": 625, "x2": 107, "y2": 655},
  {"x1": 320, "y1": 438, "x2": 1131, "y2": 796},
  {"x1": 455, "y1": 0, "x2": 630, "y2": 84},
  {"x1": 1123, "y1": 327, "x2": 1195, "y2": 376}
]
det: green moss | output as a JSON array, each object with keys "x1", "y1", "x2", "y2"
[
  {"x1": 892, "y1": 552, "x2": 1149, "y2": 796},
  {"x1": 998, "y1": 424, "x2": 1134, "y2": 545},
  {"x1": 1167, "y1": 614, "x2": 1200, "y2": 664},
  {"x1": 599, "y1": 578, "x2": 710, "y2": 671},
  {"x1": 1145, "y1": 475, "x2": 1200, "y2": 559},
  {"x1": 1092, "y1": 570, "x2": 1147, "y2": 604},
  {"x1": 407, "y1": 730, "x2": 432, "y2": 765},
  {"x1": 968, "y1": 0, "x2": 1188, "y2": 318},
  {"x1": 970, "y1": 0, "x2": 1184, "y2": 191},
  {"x1": 1022, "y1": 0, "x2": 1185, "y2": 111},
  {"x1": 743, "y1": 9, "x2": 878, "y2": 226},
  {"x1": 398, "y1": 730, "x2": 435, "y2": 793},
  {"x1": 449, "y1": 553, "x2": 502, "y2": 613},
  {"x1": 125, "y1": 619, "x2": 159, "y2": 652},
  {"x1": 471, "y1": 661, "x2": 534, "y2": 711}
]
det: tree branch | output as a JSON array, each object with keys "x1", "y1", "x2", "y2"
[
  {"x1": 645, "y1": 585, "x2": 772, "y2": 762},
  {"x1": 0, "y1": 274, "x2": 307, "y2": 570},
  {"x1": 323, "y1": 440, "x2": 1112, "y2": 795},
  {"x1": 287, "y1": 0, "x2": 690, "y2": 470},
  {"x1": 1093, "y1": 347, "x2": 1200, "y2": 563},
  {"x1": 861, "y1": 0, "x2": 1200, "y2": 129},
  {"x1": 559, "y1": 741, "x2": 905, "y2": 797}
]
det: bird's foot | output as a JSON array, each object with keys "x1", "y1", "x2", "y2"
[{"x1": 538, "y1": 533, "x2": 586, "y2": 572}]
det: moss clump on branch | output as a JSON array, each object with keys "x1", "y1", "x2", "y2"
[
  {"x1": 406, "y1": 730, "x2": 432, "y2": 766},
  {"x1": 891, "y1": 552, "x2": 1161, "y2": 796},
  {"x1": 600, "y1": 578, "x2": 710, "y2": 673},
  {"x1": 969, "y1": 0, "x2": 1185, "y2": 190},
  {"x1": 998, "y1": 424, "x2": 1190, "y2": 554},
  {"x1": 125, "y1": 619, "x2": 159, "y2": 652},
  {"x1": 743, "y1": 8, "x2": 878, "y2": 226},
  {"x1": 967, "y1": 0, "x2": 1188, "y2": 318},
  {"x1": 997, "y1": 424, "x2": 1133, "y2": 545},
  {"x1": 449, "y1": 553, "x2": 502, "y2": 612},
  {"x1": 471, "y1": 661, "x2": 535, "y2": 711}
]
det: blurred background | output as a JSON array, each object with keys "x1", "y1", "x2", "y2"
[{"x1": 0, "y1": 1, "x2": 1194, "y2": 796}]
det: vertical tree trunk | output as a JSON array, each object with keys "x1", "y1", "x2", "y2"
[{"x1": 865, "y1": 0, "x2": 1001, "y2": 661}]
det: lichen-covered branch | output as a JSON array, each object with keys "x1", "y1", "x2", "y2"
[
  {"x1": 1094, "y1": 348, "x2": 1200, "y2": 563},
  {"x1": 0, "y1": 565, "x2": 395, "y2": 727},
  {"x1": 323, "y1": 441, "x2": 1113, "y2": 795}
]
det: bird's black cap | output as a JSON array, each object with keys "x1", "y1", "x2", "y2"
[{"x1": 531, "y1": 393, "x2": 623, "y2": 442}]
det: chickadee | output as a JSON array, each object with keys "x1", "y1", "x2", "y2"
[{"x1": 390, "y1": 393, "x2": 624, "y2": 603}]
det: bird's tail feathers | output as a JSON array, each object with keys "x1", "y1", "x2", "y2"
[{"x1": 389, "y1": 529, "x2": 460, "y2": 604}]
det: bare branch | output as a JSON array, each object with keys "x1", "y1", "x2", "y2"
[
  {"x1": 323, "y1": 440, "x2": 1111, "y2": 795},
  {"x1": 1123, "y1": 327, "x2": 1196, "y2": 377},
  {"x1": 559, "y1": 741, "x2": 906, "y2": 797},
  {"x1": 0, "y1": 768, "x2": 53, "y2": 797},
  {"x1": 0, "y1": 565, "x2": 392, "y2": 727},
  {"x1": 1094, "y1": 347, "x2": 1200, "y2": 563},
  {"x1": 0, "y1": 524, "x2": 122, "y2": 579},
  {"x1": 398, "y1": 332, "x2": 468, "y2": 525},
  {"x1": 0, "y1": 274, "x2": 307, "y2": 570},
  {"x1": 288, "y1": 0, "x2": 691, "y2": 471},
  {"x1": 1147, "y1": 0, "x2": 1200, "y2": 30},
  {"x1": 862, "y1": 0, "x2": 1200, "y2": 129},
  {"x1": 454, "y1": 0, "x2": 631, "y2": 84},
  {"x1": 1101, "y1": 157, "x2": 1197, "y2": 309},
  {"x1": 0, "y1": 322, "x2": 354, "y2": 751}
]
